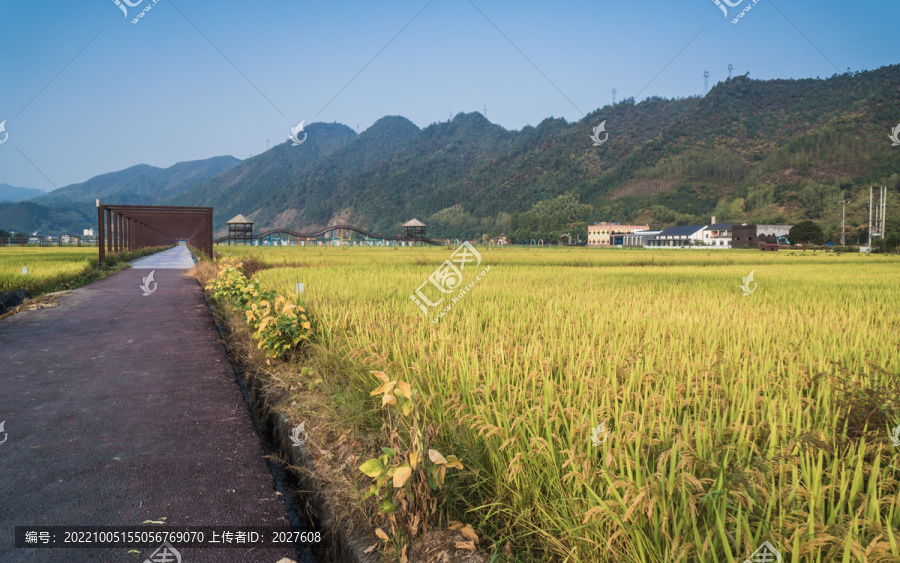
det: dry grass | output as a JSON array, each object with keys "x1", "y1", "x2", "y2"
[
  {"x1": 186, "y1": 261, "x2": 218, "y2": 287},
  {"x1": 0, "y1": 293, "x2": 61, "y2": 321}
]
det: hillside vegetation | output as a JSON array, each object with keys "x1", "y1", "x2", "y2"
[
  {"x1": 4, "y1": 66, "x2": 899, "y2": 241},
  {"x1": 172, "y1": 65, "x2": 900, "y2": 241}
]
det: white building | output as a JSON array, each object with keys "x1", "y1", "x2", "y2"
[
  {"x1": 648, "y1": 225, "x2": 706, "y2": 247},
  {"x1": 621, "y1": 230, "x2": 662, "y2": 247},
  {"x1": 702, "y1": 222, "x2": 743, "y2": 247}
]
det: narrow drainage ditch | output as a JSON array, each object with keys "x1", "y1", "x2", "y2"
[{"x1": 205, "y1": 295, "x2": 328, "y2": 563}]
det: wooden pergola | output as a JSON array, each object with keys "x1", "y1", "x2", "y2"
[
  {"x1": 96, "y1": 201, "x2": 213, "y2": 264},
  {"x1": 226, "y1": 214, "x2": 255, "y2": 245},
  {"x1": 402, "y1": 218, "x2": 427, "y2": 245}
]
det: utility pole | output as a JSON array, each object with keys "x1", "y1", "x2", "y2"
[
  {"x1": 612, "y1": 88, "x2": 617, "y2": 105},
  {"x1": 703, "y1": 71, "x2": 710, "y2": 95},
  {"x1": 266, "y1": 138, "x2": 270, "y2": 151},
  {"x1": 867, "y1": 187, "x2": 874, "y2": 251},
  {"x1": 873, "y1": 185, "x2": 887, "y2": 244},
  {"x1": 728, "y1": 64, "x2": 733, "y2": 79},
  {"x1": 839, "y1": 200, "x2": 850, "y2": 247}
]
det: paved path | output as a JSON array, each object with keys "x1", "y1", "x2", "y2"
[
  {"x1": 130, "y1": 245, "x2": 197, "y2": 269},
  {"x1": 0, "y1": 249, "x2": 302, "y2": 562}
]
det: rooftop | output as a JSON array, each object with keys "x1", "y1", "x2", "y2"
[
  {"x1": 226, "y1": 214, "x2": 254, "y2": 224},
  {"x1": 657, "y1": 225, "x2": 706, "y2": 237}
]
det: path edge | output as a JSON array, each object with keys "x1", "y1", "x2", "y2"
[{"x1": 200, "y1": 287, "x2": 380, "y2": 563}]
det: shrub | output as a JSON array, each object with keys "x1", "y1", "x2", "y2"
[
  {"x1": 359, "y1": 371, "x2": 463, "y2": 542},
  {"x1": 206, "y1": 263, "x2": 312, "y2": 361}
]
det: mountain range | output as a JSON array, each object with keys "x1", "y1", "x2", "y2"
[
  {"x1": 3, "y1": 64, "x2": 899, "y2": 241},
  {"x1": 0, "y1": 184, "x2": 46, "y2": 203},
  {"x1": 0, "y1": 157, "x2": 240, "y2": 234}
]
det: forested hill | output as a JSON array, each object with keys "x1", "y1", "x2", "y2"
[{"x1": 128, "y1": 66, "x2": 888, "y2": 238}]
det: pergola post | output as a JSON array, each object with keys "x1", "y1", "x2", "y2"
[
  {"x1": 97, "y1": 201, "x2": 106, "y2": 264},
  {"x1": 95, "y1": 203, "x2": 215, "y2": 262}
]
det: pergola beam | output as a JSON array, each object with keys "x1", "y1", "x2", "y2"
[{"x1": 96, "y1": 200, "x2": 213, "y2": 264}]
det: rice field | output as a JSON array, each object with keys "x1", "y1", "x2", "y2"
[
  {"x1": 0, "y1": 247, "x2": 96, "y2": 293},
  {"x1": 223, "y1": 245, "x2": 900, "y2": 561}
]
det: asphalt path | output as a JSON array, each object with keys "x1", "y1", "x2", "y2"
[{"x1": 0, "y1": 247, "x2": 303, "y2": 562}]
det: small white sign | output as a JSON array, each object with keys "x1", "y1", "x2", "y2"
[
  {"x1": 21, "y1": 267, "x2": 28, "y2": 275},
  {"x1": 296, "y1": 283, "x2": 304, "y2": 294}
]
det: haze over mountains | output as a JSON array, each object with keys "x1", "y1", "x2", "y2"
[
  {"x1": 0, "y1": 184, "x2": 47, "y2": 203},
  {"x1": 0, "y1": 157, "x2": 240, "y2": 234},
  {"x1": 3, "y1": 64, "x2": 899, "y2": 239}
]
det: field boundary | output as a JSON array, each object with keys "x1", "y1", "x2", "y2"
[
  {"x1": 201, "y1": 290, "x2": 380, "y2": 563},
  {"x1": 0, "y1": 245, "x2": 171, "y2": 297}
]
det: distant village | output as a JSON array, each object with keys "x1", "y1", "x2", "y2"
[{"x1": 586, "y1": 218, "x2": 790, "y2": 249}]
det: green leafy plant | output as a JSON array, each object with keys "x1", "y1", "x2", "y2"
[
  {"x1": 358, "y1": 371, "x2": 463, "y2": 540},
  {"x1": 206, "y1": 263, "x2": 312, "y2": 361}
]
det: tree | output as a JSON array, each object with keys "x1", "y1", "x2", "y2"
[{"x1": 788, "y1": 221, "x2": 824, "y2": 246}]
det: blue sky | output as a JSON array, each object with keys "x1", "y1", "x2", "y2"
[{"x1": 1, "y1": 1, "x2": 898, "y2": 189}]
